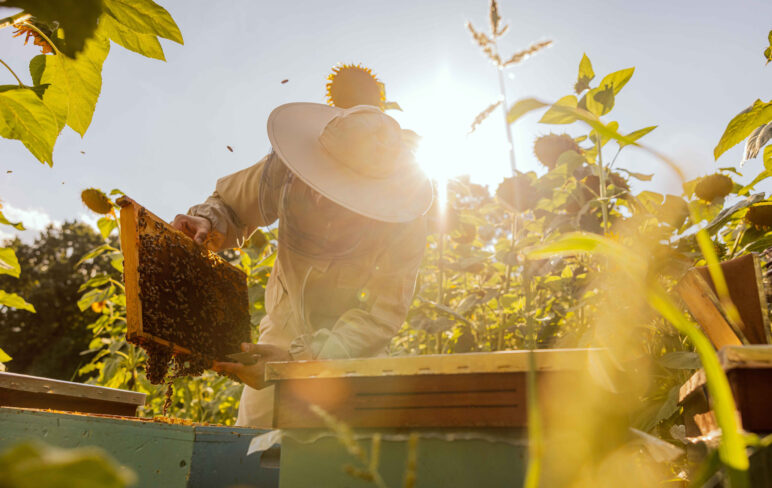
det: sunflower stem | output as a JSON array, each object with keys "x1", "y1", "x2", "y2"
[
  {"x1": 0, "y1": 12, "x2": 31, "y2": 30},
  {"x1": 596, "y1": 135, "x2": 610, "y2": 235},
  {"x1": 494, "y1": 42, "x2": 517, "y2": 175},
  {"x1": 20, "y1": 21, "x2": 60, "y2": 55},
  {"x1": 0, "y1": 58, "x2": 23, "y2": 86}
]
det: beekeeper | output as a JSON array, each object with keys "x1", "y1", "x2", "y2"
[{"x1": 171, "y1": 102, "x2": 432, "y2": 427}]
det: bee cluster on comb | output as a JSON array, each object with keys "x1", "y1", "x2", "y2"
[{"x1": 118, "y1": 197, "x2": 251, "y2": 411}]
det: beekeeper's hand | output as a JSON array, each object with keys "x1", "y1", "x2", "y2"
[
  {"x1": 212, "y1": 343, "x2": 292, "y2": 390},
  {"x1": 171, "y1": 214, "x2": 211, "y2": 244}
]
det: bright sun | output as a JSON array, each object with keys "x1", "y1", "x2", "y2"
[{"x1": 397, "y1": 72, "x2": 514, "y2": 207}]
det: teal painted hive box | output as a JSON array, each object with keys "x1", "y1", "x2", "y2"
[{"x1": 0, "y1": 407, "x2": 278, "y2": 488}]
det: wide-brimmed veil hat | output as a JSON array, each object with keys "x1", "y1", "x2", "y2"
[{"x1": 266, "y1": 102, "x2": 433, "y2": 223}]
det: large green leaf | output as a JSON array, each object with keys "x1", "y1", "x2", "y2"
[
  {"x1": 2, "y1": 0, "x2": 103, "y2": 57},
  {"x1": 0, "y1": 210, "x2": 25, "y2": 230},
  {"x1": 0, "y1": 290, "x2": 36, "y2": 312},
  {"x1": 714, "y1": 99, "x2": 772, "y2": 160},
  {"x1": 37, "y1": 34, "x2": 110, "y2": 136},
  {"x1": 0, "y1": 87, "x2": 57, "y2": 165},
  {"x1": 100, "y1": 13, "x2": 165, "y2": 60},
  {"x1": 538, "y1": 95, "x2": 579, "y2": 124},
  {"x1": 507, "y1": 98, "x2": 547, "y2": 123},
  {"x1": 77, "y1": 285, "x2": 115, "y2": 311},
  {"x1": 0, "y1": 247, "x2": 21, "y2": 278},
  {"x1": 103, "y1": 0, "x2": 183, "y2": 44},
  {"x1": 585, "y1": 84, "x2": 615, "y2": 116}
]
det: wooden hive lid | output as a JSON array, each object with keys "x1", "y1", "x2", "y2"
[{"x1": 266, "y1": 348, "x2": 603, "y2": 382}]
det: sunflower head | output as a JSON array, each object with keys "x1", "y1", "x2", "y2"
[
  {"x1": 533, "y1": 133, "x2": 582, "y2": 169},
  {"x1": 496, "y1": 173, "x2": 540, "y2": 213},
  {"x1": 694, "y1": 173, "x2": 733, "y2": 202},
  {"x1": 81, "y1": 188, "x2": 113, "y2": 214},
  {"x1": 326, "y1": 64, "x2": 385, "y2": 110},
  {"x1": 747, "y1": 203, "x2": 772, "y2": 228}
]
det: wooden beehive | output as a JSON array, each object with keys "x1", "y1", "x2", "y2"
[
  {"x1": 679, "y1": 345, "x2": 772, "y2": 436},
  {"x1": 118, "y1": 196, "x2": 251, "y2": 362},
  {"x1": 266, "y1": 348, "x2": 597, "y2": 429},
  {"x1": 677, "y1": 253, "x2": 772, "y2": 350}
]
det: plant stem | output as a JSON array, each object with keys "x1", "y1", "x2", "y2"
[
  {"x1": 493, "y1": 39, "x2": 517, "y2": 174},
  {"x1": 0, "y1": 12, "x2": 31, "y2": 30},
  {"x1": 20, "y1": 21, "x2": 60, "y2": 55},
  {"x1": 596, "y1": 136, "x2": 610, "y2": 235},
  {"x1": 437, "y1": 232, "x2": 445, "y2": 304},
  {"x1": 0, "y1": 58, "x2": 23, "y2": 86}
]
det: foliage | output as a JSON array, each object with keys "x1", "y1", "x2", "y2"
[
  {"x1": 0, "y1": 440, "x2": 134, "y2": 488},
  {"x1": 0, "y1": 0, "x2": 181, "y2": 165},
  {"x1": 0, "y1": 203, "x2": 35, "y2": 318},
  {"x1": 715, "y1": 33, "x2": 771, "y2": 163},
  {"x1": 388, "y1": 51, "x2": 772, "y2": 485},
  {"x1": 0, "y1": 222, "x2": 115, "y2": 379}
]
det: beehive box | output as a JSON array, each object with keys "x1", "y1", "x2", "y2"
[
  {"x1": 0, "y1": 372, "x2": 145, "y2": 416},
  {"x1": 679, "y1": 345, "x2": 772, "y2": 436},
  {"x1": 118, "y1": 196, "x2": 251, "y2": 368},
  {"x1": 0, "y1": 407, "x2": 279, "y2": 488},
  {"x1": 267, "y1": 348, "x2": 596, "y2": 429}
]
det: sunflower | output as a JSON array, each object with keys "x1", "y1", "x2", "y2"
[
  {"x1": 694, "y1": 173, "x2": 733, "y2": 202},
  {"x1": 746, "y1": 203, "x2": 772, "y2": 228},
  {"x1": 533, "y1": 133, "x2": 582, "y2": 169},
  {"x1": 81, "y1": 188, "x2": 113, "y2": 214},
  {"x1": 496, "y1": 173, "x2": 540, "y2": 213},
  {"x1": 325, "y1": 64, "x2": 385, "y2": 110}
]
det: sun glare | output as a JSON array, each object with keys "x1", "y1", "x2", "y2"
[{"x1": 399, "y1": 71, "x2": 516, "y2": 209}]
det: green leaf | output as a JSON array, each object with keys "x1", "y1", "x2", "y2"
[
  {"x1": 0, "y1": 87, "x2": 58, "y2": 165},
  {"x1": 574, "y1": 53, "x2": 594, "y2": 94},
  {"x1": 714, "y1": 99, "x2": 772, "y2": 160},
  {"x1": 100, "y1": 13, "x2": 165, "y2": 60},
  {"x1": 738, "y1": 169, "x2": 772, "y2": 195},
  {"x1": 507, "y1": 98, "x2": 547, "y2": 124},
  {"x1": 585, "y1": 84, "x2": 615, "y2": 116},
  {"x1": 2, "y1": 0, "x2": 103, "y2": 57},
  {"x1": 0, "y1": 290, "x2": 36, "y2": 312},
  {"x1": 75, "y1": 243, "x2": 118, "y2": 266},
  {"x1": 765, "y1": 145, "x2": 772, "y2": 170},
  {"x1": 0, "y1": 247, "x2": 21, "y2": 278},
  {"x1": 0, "y1": 210, "x2": 25, "y2": 230},
  {"x1": 539, "y1": 95, "x2": 579, "y2": 124},
  {"x1": 97, "y1": 217, "x2": 118, "y2": 239},
  {"x1": 617, "y1": 168, "x2": 653, "y2": 181},
  {"x1": 78, "y1": 285, "x2": 115, "y2": 312},
  {"x1": 38, "y1": 33, "x2": 111, "y2": 137},
  {"x1": 597, "y1": 67, "x2": 635, "y2": 96},
  {"x1": 765, "y1": 30, "x2": 772, "y2": 64},
  {"x1": 78, "y1": 274, "x2": 111, "y2": 292},
  {"x1": 658, "y1": 351, "x2": 700, "y2": 369},
  {"x1": 0, "y1": 347, "x2": 11, "y2": 363},
  {"x1": 103, "y1": 0, "x2": 183, "y2": 44},
  {"x1": 620, "y1": 126, "x2": 657, "y2": 147}
]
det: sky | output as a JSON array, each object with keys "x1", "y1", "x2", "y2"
[{"x1": 0, "y1": 0, "x2": 770, "y2": 242}]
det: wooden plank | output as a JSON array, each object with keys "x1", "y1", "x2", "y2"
[
  {"x1": 266, "y1": 348, "x2": 601, "y2": 381},
  {"x1": 0, "y1": 388, "x2": 139, "y2": 416},
  {"x1": 117, "y1": 196, "x2": 251, "y2": 360},
  {"x1": 695, "y1": 253, "x2": 771, "y2": 345},
  {"x1": 0, "y1": 372, "x2": 145, "y2": 406},
  {"x1": 274, "y1": 373, "x2": 538, "y2": 428},
  {"x1": 677, "y1": 269, "x2": 745, "y2": 349}
]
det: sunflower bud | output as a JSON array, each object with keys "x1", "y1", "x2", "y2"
[{"x1": 81, "y1": 188, "x2": 113, "y2": 214}]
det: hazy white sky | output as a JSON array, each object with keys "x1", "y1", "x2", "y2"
[{"x1": 1, "y1": 0, "x2": 770, "y2": 241}]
